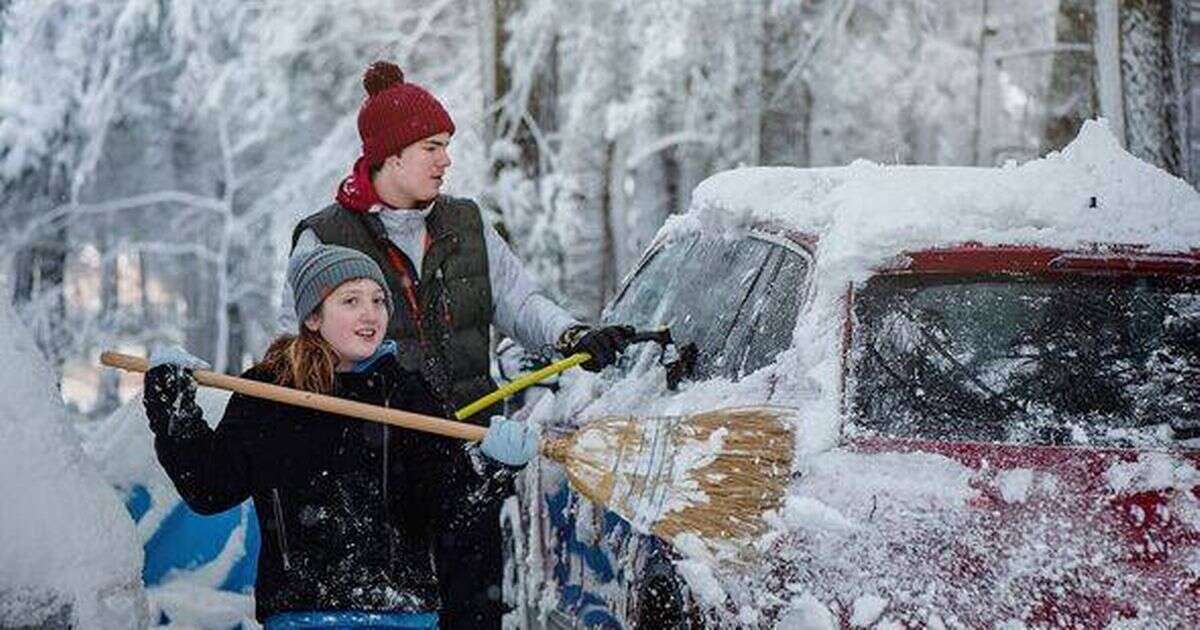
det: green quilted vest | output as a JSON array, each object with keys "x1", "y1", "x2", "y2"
[{"x1": 293, "y1": 197, "x2": 496, "y2": 422}]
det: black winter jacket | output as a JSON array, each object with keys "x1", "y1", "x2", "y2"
[{"x1": 151, "y1": 354, "x2": 512, "y2": 622}]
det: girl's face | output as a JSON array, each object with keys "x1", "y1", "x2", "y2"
[{"x1": 304, "y1": 278, "x2": 388, "y2": 371}]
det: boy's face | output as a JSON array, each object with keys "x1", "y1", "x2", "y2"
[{"x1": 380, "y1": 132, "x2": 452, "y2": 207}]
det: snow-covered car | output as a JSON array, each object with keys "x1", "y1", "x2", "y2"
[{"x1": 504, "y1": 121, "x2": 1200, "y2": 628}]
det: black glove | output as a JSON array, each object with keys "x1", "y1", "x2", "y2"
[
  {"x1": 558, "y1": 324, "x2": 635, "y2": 372},
  {"x1": 143, "y1": 364, "x2": 206, "y2": 439}
]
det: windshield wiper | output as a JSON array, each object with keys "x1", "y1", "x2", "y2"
[{"x1": 892, "y1": 300, "x2": 1039, "y2": 427}]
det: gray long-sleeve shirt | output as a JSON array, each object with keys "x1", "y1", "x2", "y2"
[{"x1": 279, "y1": 204, "x2": 579, "y2": 354}]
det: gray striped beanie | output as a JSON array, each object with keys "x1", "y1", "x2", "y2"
[{"x1": 286, "y1": 244, "x2": 394, "y2": 321}]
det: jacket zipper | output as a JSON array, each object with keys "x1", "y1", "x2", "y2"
[
  {"x1": 381, "y1": 375, "x2": 395, "y2": 569},
  {"x1": 271, "y1": 488, "x2": 292, "y2": 571},
  {"x1": 436, "y1": 267, "x2": 454, "y2": 329}
]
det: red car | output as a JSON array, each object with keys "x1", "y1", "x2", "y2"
[{"x1": 508, "y1": 133, "x2": 1200, "y2": 627}]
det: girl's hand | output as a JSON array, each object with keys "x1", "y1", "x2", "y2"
[
  {"x1": 144, "y1": 346, "x2": 208, "y2": 438},
  {"x1": 479, "y1": 417, "x2": 538, "y2": 467}
]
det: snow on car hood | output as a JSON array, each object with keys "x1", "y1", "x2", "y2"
[
  {"x1": 0, "y1": 299, "x2": 147, "y2": 628},
  {"x1": 751, "y1": 445, "x2": 1200, "y2": 627}
]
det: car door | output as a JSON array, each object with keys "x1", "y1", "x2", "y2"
[{"x1": 525, "y1": 228, "x2": 812, "y2": 628}]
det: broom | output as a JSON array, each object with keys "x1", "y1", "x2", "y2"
[{"x1": 101, "y1": 351, "x2": 794, "y2": 550}]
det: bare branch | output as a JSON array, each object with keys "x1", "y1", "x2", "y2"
[{"x1": 990, "y1": 43, "x2": 1092, "y2": 63}]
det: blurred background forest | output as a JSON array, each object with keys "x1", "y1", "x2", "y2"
[{"x1": 0, "y1": 0, "x2": 1196, "y2": 420}]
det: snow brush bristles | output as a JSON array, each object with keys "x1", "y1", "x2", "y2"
[{"x1": 542, "y1": 406, "x2": 795, "y2": 550}]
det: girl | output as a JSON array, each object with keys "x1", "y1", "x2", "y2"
[{"x1": 144, "y1": 244, "x2": 535, "y2": 629}]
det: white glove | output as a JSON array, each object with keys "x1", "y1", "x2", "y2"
[{"x1": 479, "y1": 416, "x2": 538, "y2": 467}]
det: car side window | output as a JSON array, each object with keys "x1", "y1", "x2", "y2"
[
  {"x1": 605, "y1": 233, "x2": 809, "y2": 382},
  {"x1": 849, "y1": 273, "x2": 1200, "y2": 447}
]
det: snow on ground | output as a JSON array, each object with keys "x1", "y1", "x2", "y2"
[
  {"x1": 0, "y1": 298, "x2": 147, "y2": 628},
  {"x1": 523, "y1": 120, "x2": 1200, "y2": 626}
]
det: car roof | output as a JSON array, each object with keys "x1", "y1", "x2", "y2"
[{"x1": 668, "y1": 121, "x2": 1200, "y2": 278}]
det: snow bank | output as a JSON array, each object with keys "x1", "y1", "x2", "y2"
[
  {"x1": 0, "y1": 299, "x2": 147, "y2": 628},
  {"x1": 82, "y1": 386, "x2": 256, "y2": 627}
]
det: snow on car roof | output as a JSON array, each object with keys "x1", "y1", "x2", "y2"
[{"x1": 675, "y1": 119, "x2": 1200, "y2": 284}]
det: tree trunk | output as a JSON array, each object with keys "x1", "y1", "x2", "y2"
[
  {"x1": 11, "y1": 164, "x2": 69, "y2": 369},
  {"x1": 139, "y1": 250, "x2": 153, "y2": 327},
  {"x1": 599, "y1": 140, "x2": 618, "y2": 303},
  {"x1": 760, "y1": 0, "x2": 812, "y2": 166},
  {"x1": 556, "y1": 1, "x2": 622, "y2": 319},
  {"x1": 96, "y1": 223, "x2": 121, "y2": 415},
  {"x1": 972, "y1": 0, "x2": 992, "y2": 165},
  {"x1": 625, "y1": 115, "x2": 675, "y2": 275},
  {"x1": 1119, "y1": 0, "x2": 1185, "y2": 177},
  {"x1": 225, "y1": 301, "x2": 245, "y2": 374},
  {"x1": 1094, "y1": 0, "x2": 1124, "y2": 144},
  {"x1": 1041, "y1": 0, "x2": 1098, "y2": 154},
  {"x1": 183, "y1": 257, "x2": 218, "y2": 368},
  {"x1": 485, "y1": 0, "x2": 557, "y2": 180}
]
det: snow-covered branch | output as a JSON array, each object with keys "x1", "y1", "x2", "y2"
[
  {"x1": 13, "y1": 191, "x2": 228, "y2": 247},
  {"x1": 396, "y1": 0, "x2": 461, "y2": 66},
  {"x1": 127, "y1": 242, "x2": 222, "y2": 265},
  {"x1": 768, "y1": 0, "x2": 856, "y2": 108},
  {"x1": 990, "y1": 43, "x2": 1092, "y2": 63},
  {"x1": 625, "y1": 132, "x2": 717, "y2": 171}
]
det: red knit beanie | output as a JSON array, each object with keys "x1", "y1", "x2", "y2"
[{"x1": 357, "y1": 61, "x2": 455, "y2": 167}]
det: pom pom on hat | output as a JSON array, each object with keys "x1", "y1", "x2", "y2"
[
  {"x1": 357, "y1": 60, "x2": 455, "y2": 167},
  {"x1": 363, "y1": 61, "x2": 405, "y2": 97}
]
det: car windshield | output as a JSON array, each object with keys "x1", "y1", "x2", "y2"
[
  {"x1": 603, "y1": 232, "x2": 808, "y2": 381},
  {"x1": 850, "y1": 273, "x2": 1200, "y2": 447}
]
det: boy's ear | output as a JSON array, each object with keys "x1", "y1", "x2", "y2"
[{"x1": 303, "y1": 312, "x2": 322, "y2": 332}]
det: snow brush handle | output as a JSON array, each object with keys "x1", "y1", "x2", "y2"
[
  {"x1": 454, "y1": 352, "x2": 591, "y2": 420},
  {"x1": 100, "y1": 351, "x2": 488, "y2": 442}
]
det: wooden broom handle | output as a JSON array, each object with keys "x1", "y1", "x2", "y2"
[{"x1": 100, "y1": 351, "x2": 488, "y2": 442}]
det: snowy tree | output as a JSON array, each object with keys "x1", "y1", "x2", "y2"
[
  {"x1": 991, "y1": 0, "x2": 1191, "y2": 178},
  {"x1": 0, "y1": 0, "x2": 182, "y2": 384},
  {"x1": 0, "y1": 0, "x2": 484, "y2": 413},
  {"x1": 3, "y1": 0, "x2": 1196, "y2": 415}
]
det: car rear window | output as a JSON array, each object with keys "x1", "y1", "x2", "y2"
[
  {"x1": 604, "y1": 232, "x2": 809, "y2": 381},
  {"x1": 848, "y1": 273, "x2": 1200, "y2": 448}
]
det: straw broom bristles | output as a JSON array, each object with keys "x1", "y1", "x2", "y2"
[{"x1": 541, "y1": 406, "x2": 795, "y2": 551}]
